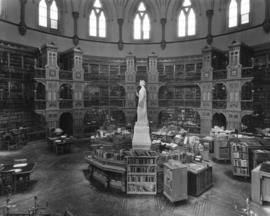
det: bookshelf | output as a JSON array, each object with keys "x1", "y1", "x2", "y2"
[
  {"x1": 126, "y1": 150, "x2": 158, "y2": 195},
  {"x1": 213, "y1": 136, "x2": 230, "y2": 161},
  {"x1": 230, "y1": 137, "x2": 270, "y2": 177},
  {"x1": 85, "y1": 150, "x2": 126, "y2": 192},
  {"x1": 163, "y1": 160, "x2": 187, "y2": 202}
]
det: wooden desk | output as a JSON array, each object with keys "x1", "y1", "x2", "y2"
[
  {"x1": 186, "y1": 162, "x2": 213, "y2": 196},
  {"x1": 0, "y1": 163, "x2": 35, "y2": 193},
  {"x1": 53, "y1": 139, "x2": 71, "y2": 154}
]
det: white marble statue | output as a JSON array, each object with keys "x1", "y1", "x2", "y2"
[
  {"x1": 136, "y1": 80, "x2": 148, "y2": 125},
  {"x1": 132, "y1": 80, "x2": 151, "y2": 150}
]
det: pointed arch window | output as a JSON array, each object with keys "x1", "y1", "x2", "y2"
[
  {"x1": 38, "y1": 0, "x2": 59, "y2": 30},
  {"x1": 177, "y1": 0, "x2": 196, "y2": 37},
  {"x1": 0, "y1": 0, "x2": 2, "y2": 16},
  {"x1": 89, "y1": 0, "x2": 107, "y2": 38},
  {"x1": 228, "y1": 0, "x2": 250, "y2": 28},
  {"x1": 50, "y1": 0, "x2": 58, "y2": 29},
  {"x1": 39, "y1": 0, "x2": 47, "y2": 27},
  {"x1": 133, "y1": 2, "x2": 151, "y2": 40},
  {"x1": 240, "y1": 0, "x2": 250, "y2": 24}
]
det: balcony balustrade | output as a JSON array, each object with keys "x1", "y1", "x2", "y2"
[
  {"x1": 59, "y1": 99, "x2": 73, "y2": 109},
  {"x1": 35, "y1": 100, "x2": 46, "y2": 110},
  {"x1": 160, "y1": 73, "x2": 201, "y2": 82},
  {"x1": 242, "y1": 67, "x2": 254, "y2": 78},
  {"x1": 59, "y1": 70, "x2": 73, "y2": 80},
  {"x1": 159, "y1": 99, "x2": 200, "y2": 107},
  {"x1": 212, "y1": 100, "x2": 227, "y2": 109},
  {"x1": 110, "y1": 99, "x2": 125, "y2": 107},
  {"x1": 241, "y1": 100, "x2": 253, "y2": 110},
  {"x1": 213, "y1": 69, "x2": 227, "y2": 80},
  {"x1": 35, "y1": 68, "x2": 46, "y2": 78}
]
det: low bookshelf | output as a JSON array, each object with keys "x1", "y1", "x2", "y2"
[{"x1": 126, "y1": 150, "x2": 158, "y2": 195}]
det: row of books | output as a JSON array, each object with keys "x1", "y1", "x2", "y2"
[
  {"x1": 231, "y1": 143, "x2": 248, "y2": 152},
  {"x1": 233, "y1": 159, "x2": 248, "y2": 167},
  {"x1": 233, "y1": 167, "x2": 248, "y2": 175},
  {"x1": 127, "y1": 150, "x2": 158, "y2": 157},
  {"x1": 127, "y1": 183, "x2": 156, "y2": 192},
  {"x1": 127, "y1": 166, "x2": 156, "y2": 173},
  {"x1": 232, "y1": 152, "x2": 248, "y2": 159},
  {"x1": 127, "y1": 158, "x2": 156, "y2": 165},
  {"x1": 127, "y1": 176, "x2": 156, "y2": 183},
  {"x1": 94, "y1": 149, "x2": 125, "y2": 161}
]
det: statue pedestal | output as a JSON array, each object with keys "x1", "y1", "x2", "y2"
[{"x1": 132, "y1": 122, "x2": 151, "y2": 150}]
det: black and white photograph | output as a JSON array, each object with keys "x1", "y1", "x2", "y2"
[{"x1": 0, "y1": 0, "x2": 270, "y2": 215}]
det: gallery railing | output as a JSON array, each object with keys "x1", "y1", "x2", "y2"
[
  {"x1": 159, "y1": 99, "x2": 200, "y2": 107},
  {"x1": 110, "y1": 99, "x2": 125, "y2": 107},
  {"x1": 59, "y1": 99, "x2": 73, "y2": 109},
  {"x1": 59, "y1": 69, "x2": 73, "y2": 80},
  {"x1": 241, "y1": 100, "x2": 253, "y2": 110},
  {"x1": 35, "y1": 68, "x2": 46, "y2": 78},
  {"x1": 159, "y1": 73, "x2": 201, "y2": 82},
  {"x1": 242, "y1": 67, "x2": 254, "y2": 78},
  {"x1": 84, "y1": 99, "x2": 109, "y2": 107},
  {"x1": 35, "y1": 100, "x2": 46, "y2": 110},
  {"x1": 213, "y1": 69, "x2": 227, "y2": 80},
  {"x1": 212, "y1": 100, "x2": 227, "y2": 109}
]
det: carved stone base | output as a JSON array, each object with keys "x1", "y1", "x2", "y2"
[{"x1": 132, "y1": 122, "x2": 151, "y2": 150}]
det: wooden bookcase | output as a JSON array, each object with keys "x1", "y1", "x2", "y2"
[
  {"x1": 230, "y1": 137, "x2": 270, "y2": 177},
  {"x1": 85, "y1": 152, "x2": 126, "y2": 192},
  {"x1": 187, "y1": 162, "x2": 213, "y2": 196},
  {"x1": 126, "y1": 150, "x2": 158, "y2": 195},
  {"x1": 163, "y1": 160, "x2": 187, "y2": 202},
  {"x1": 214, "y1": 136, "x2": 230, "y2": 161}
]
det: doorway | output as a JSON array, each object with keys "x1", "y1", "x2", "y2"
[
  {"x1": 59, "y1": 112, "x2": 73, "y2": 135},
  {"x1": 212, "y1": 113, "x2": 227, "y2": 129}
]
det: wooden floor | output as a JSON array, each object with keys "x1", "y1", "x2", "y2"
[{"x1": 1, "y1": 139, "x2": 270, "y2": 216}]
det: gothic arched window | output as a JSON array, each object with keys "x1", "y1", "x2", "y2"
[
  {"x1": 178, "y1": 0, "x2": 196, "y2": 37},
  {"x1": 228, "y1": 0, "x2": 250, "y2": 28},
  {"x1": 38, "y1": 0, "x2": 59, "y2": 30},
  {"x1": 89, "y1": 0, "x2": 106, "y2": 38},
  {"x1": 39, "y1": 0, "x2": 47, "y2": 27},
  {"x1": 133, "y1": 2, "x2": 150, "y2": 40},
  {"x1": 50, "y1": 0, "x2": 58, "y2": 29}
]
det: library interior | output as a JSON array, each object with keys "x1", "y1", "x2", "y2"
[{"x1": 1, "y1": 0, "x2": 270, "y2": 215}]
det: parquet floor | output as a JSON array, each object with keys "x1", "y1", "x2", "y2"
[{"x1": 0, "y1": 139, "x2": 270, "y2": 216}]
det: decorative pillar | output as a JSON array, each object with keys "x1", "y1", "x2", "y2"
[
  {"x1": 18, "y1": 0, "x2": 27, "y2": 35},
  {"x1": 200, "y1": 46, "x2": 213, "y2": 135},
  {"x1": 72, "y1": 12, "x2": 80, "y2": 45},
  {"x1": 147, "y1": 53, "x2": 159, "y2": 124},
  {"x1": 206, "y1": 9, "x2": 214, "y2": 45},
  {"x1": 124, "y1": 54, "x2": 136, "y2": 123},
  {"x1": 117, "y1": 18, "x2": 124, "y2": 50},
  {"x1": 160, "y1": 18, "x2": 167, "y2": 50},
  {"x1": 227, "y1": 41, "x2": 242, "y2": 80},
  {"x1": 263, "y1": 0, "x2": 270, "y2": 33},
  {"x1": 40, "y1": 43, "x2": 60, "y2": 133}
]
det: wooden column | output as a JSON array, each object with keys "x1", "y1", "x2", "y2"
[
  {"x1": 160, "y1": 18, "x2": 167, "y2": 50},
  {"x1": 72, "y1": 12, "x2": 80, "y2": 45},
  {"x1": 263, "y1": 0, "x2": 270, "y2": 33},
  {"x1": 206, "y1": 9, "x2": 214, "y2": 45},
  {"x1": 18, "y1": 0, "x2": 27, "y2": 35},
  {"x1": 117, "y1": 18, "x2": 124, "y2": 50}
]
